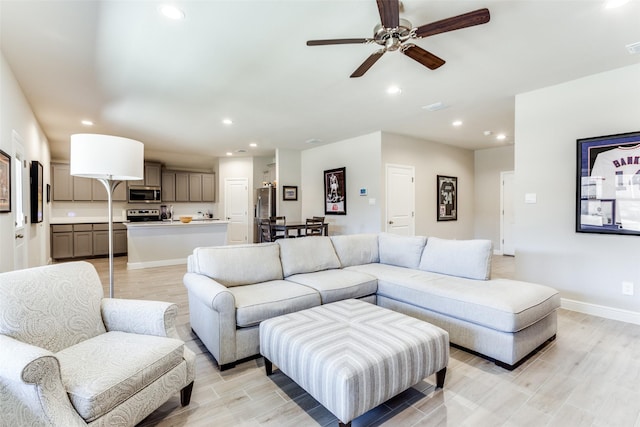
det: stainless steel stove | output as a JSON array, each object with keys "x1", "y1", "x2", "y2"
[{"x1": 126, "y1": 209, "x2": 160, "y2": 222}]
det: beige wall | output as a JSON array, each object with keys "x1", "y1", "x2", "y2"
[
  {"x1": 515, "y1": 63, "x2": 640, "y2": 320},
  {"x1": 474, "y1": 145, "x2": 514, "y2": 248},
  {"x1": 381, "y1": 132, "x2": 475, "y2": 239},
  {"x1": 276, "y1": 148, "x2": 301, "y2": 221},
  {"x1": 1, "y1": 52, "x2": 51, "y2": 272}
]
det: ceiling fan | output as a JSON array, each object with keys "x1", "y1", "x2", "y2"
[{"x1": 306, "y1": 0, "x2": 490, "y2": 78}]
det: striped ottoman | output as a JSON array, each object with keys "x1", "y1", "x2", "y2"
[{"x1": 259, "y1": 299, "x2": 449, "y2": 427}]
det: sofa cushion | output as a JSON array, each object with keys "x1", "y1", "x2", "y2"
[
  {"x1": 278, "y1": 236, "x2": 341, "y2": 277},
  {"x1": 378, "y1": 233, "x2": 427, "y2": 269},
  {"x1": 419, "y1": 237, "x2": 492, "y2": 280},
  {"x1": 229, "y1": 280, "x2": 321, "y2": 327},
  {"x1": 190, "y1": 243, "x2": 283, "y2": 287},
  {"x1": 56, "y1": 331, "x2": 184, "y2": 422},
  {"x1": 285, "y1": 270, "x2": 378, "y2": 304},
  {"x1": 348, "y1": 263, "x2": 560, "y2": 333},
  {"x1": 330, "y1": 234, "x2": 379, "y2": 267}
]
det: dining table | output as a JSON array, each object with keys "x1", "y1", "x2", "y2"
[{"x1": 271, "y1": 221, "x2": 328, "y2": 238}]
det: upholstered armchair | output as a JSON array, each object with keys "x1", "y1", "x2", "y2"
[{"x1": 0, "y1": 261, "x2": 195, "y2": 426}]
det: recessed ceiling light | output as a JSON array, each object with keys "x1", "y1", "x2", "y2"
[
  {"x1": 604, "y1": 0, "x2": 629, "y2": 9},
  {"x1": 452, "y1": 120, "x2": 463, "y2": 127},
  {"x1": 386, "y1": 85, "x2": 402, "y2": 95},
  {"x1": 81, "y1": 120, "x2": 94, "y2": 126},
  {"x1": 222, "y1": 118, "x2": 233, "y2": 125},
  {"x1": 496, "y1": 134, "x2": 507, "y2": 141},
  {"x1": 159, "y1": 5, "x2": 185, "y2": 20},
  {"x1": 249, "y1": 142, "x2": 258, "y2": 148},
  {"x1": 226, "y1": 152, "x2": 233, "y2": 156}
]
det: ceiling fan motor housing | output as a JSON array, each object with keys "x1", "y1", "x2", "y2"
[{"x1": 374, "y1": 18, "x2": 413, "y2": 51}]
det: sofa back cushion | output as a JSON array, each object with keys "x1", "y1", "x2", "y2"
[
  {"x1": 278, "y1": 236, "x2": 341, "y2": 277},
  {"x1": 190, "y1": 243, "x2": 283, "y2": 287},
  {"x1": 419, "y1": 237, "x2": 493, "y2": 280},
  {"x1": 0, "y1": 261, "x2": 106, "y2": 353},
  {"x1": 330, "y1": 234, "x2": 379, "y2": 267},
  {"x1": 378, "y1": 233, "x2": 428, "y2": 269}
]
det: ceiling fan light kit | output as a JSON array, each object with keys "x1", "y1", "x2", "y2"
[{"x1": 306, "y1": 0, "x2": 490, "y2": 77}]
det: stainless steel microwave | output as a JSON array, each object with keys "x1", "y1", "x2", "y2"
[{"x1": 128, "y1": 186, "x2": 161, "y2": 203}]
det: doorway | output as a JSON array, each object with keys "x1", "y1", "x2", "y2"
[
  {"x1": 224, "y1": 178, "x2": 249, "y2": 245},
  {"x1": 13, "y1": 131, "x2": 28, "y2": 270},
  {"x1": 385, "y1": 164, "x2": 415, "y2": 236},
  {"x1": 500, "y1": 171, "x2": 515, "y2": 256}
]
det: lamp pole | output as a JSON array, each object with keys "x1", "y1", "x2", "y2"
[{"x1": 97, "y1": 178, "x2": 121, "y2": 298}]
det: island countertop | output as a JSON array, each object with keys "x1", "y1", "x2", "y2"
[{"x1": 124, "y1": 219, "x2": 228, "y2": 228}]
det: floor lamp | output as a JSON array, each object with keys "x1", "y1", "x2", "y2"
[{"x1": 70, "y1": 134, "x2": 144, "y2": 298}]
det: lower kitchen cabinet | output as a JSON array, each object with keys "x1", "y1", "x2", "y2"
[{"x1": 51, "y1": 223, "x2": 127, "y2": 260}]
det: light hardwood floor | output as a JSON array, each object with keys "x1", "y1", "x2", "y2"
[{"x1": 82, "y1": 256, "x2": 640, "y2": 427}]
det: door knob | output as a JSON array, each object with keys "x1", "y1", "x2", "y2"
[
  {"x1": 388, "y1": 221, "x2": 394, "y2": 225},
  {"x1": 15, "y1": 234, "x2": 24, "y2": 239}
]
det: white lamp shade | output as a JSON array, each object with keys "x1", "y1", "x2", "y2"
[{"x1": 70, "y1": 134, "x2": 144, "y2": 180}]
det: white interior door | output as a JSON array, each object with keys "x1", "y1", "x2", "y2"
[
  {"x1": 13, "y1": 131, "x2": 28, "y2": 270},
  {"x1": 224, "y1": 178, "x2": 249, "y2": 245},
  {"x1": 385, "y1": 164, "x2": 415, "y2": 235},
  {"x1": 501, "y1": 171, "x2": 515, "y2": 256}
]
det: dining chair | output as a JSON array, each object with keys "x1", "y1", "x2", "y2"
[
  {"x1": 270, "y1": 216, "x2": 289, "y2": 239},
  {"x1": 259, "y1": 218, "x2": 273, "y2": 242},
  {"x1": 305, "y1": 218, "x2": 324, "y2": 236}
]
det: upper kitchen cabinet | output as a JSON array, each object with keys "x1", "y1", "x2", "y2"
[
  {"x1": 92, "y1": 180, "x2": 127, "y2": 201},
  {"x1": 161, "y1": 170, "x2": 215, "y2": 202},
  {"x1": 202, "y1": 173, "x2": 215, "y2": 202},
  {"x1": 128, "y1": 162, "x2": 162, "y2": 187},
  {"x1": 52, "y1": 163, "x2": 73, "y2": 201},
  {"x1": 161, "y1": 171, "x2": 176, "y2": 202},
  {"x1": 52, "y1": 162, "x2": 126, "y2": 202}
]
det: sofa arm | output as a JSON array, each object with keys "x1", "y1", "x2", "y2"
[
  {"x1": 101, "y1": 298, "x2": 180, "y2": 339},
  {"x1": 0, "y1": 335, "x2": 85, "y2": 426},
  {"x1": 183, "y1": 272, "x2": 235, "y2": 313}
]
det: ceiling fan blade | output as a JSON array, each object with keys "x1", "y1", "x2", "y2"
[
  {"x1": 376, "y1": 0, "x2": 399, "y2": 28},
  {"x1": 350, "y1": 50, "x2": 385, "y2": 78},
  {"x1": 414, "y1": 8, "x2": 490, "y2": 38},
  {"x1": 401, "y1": 44, "x2": 445, "y2": 70},
  {"x1": 307, "y1": 38, "x2": 370, "y2": 46}
]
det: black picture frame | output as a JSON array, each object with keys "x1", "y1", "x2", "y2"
[
  {"x1": 324, "y1": 167, "x2": 346, "y2": 215},
  {"x1": 283, "y1": 185, "x2": 298, "y2": 201},
  {"x1": 437, "y1": 175, "x2": 457, "y2": 221},
  {"x1": 576, "y1": 130, "x2": 640, "y2": 236},
  {"x1": 0, "y1": 149, "x2": 10, "y2": 213},
  {"x1": 30, "y1": 161, "x2": 43, "y2": 223}
]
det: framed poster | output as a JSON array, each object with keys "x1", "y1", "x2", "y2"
[
  {"x1": 0, "y1": 150, "x2": 10, "y2": 213},
  {"x1": 30, "y1": 161, "x2": 43, "y2": 223},
  {"x1": 283, "y1": 185, "x2": 298, "y2": 201},
  {"x1": 324, "y1": 167, "x2": 346, "y2": 215},
  {"x1": 437, "y1": 175, "x2": 457, "y2": 221},
  {"x1": 576, "y1": 131, "x2": 640, "y2": 235}
]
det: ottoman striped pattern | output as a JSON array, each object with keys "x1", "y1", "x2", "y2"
[{"x1": 260, "y1": 299, "x2": 449, "y2": 426}]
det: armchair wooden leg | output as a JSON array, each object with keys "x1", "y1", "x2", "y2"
[{"x1": 181, "y1": 381, "x2": 194, "y2": 406}]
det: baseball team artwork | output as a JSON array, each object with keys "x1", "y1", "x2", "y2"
[
  {"x1": 324, "y1": 167, "x2": 346, "y2": 215},
  {"x1": 437, "y1": 175, "x2": 457, "y2": 221},
  {"x1": 577, "y1": 131, "x2": 640, "y2": 236}
]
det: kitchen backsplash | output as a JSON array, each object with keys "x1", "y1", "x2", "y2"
[{"x1": 51, "y1": 201, "x2": 218, "y2": 221}]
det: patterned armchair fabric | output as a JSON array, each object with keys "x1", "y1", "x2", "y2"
[{"x1": 0, "y1": 261, "x2": 195, "y2": 426}]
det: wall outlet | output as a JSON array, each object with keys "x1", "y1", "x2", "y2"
[{"x1": 622, "y1": 281, "x2": 634, "y2": 296}]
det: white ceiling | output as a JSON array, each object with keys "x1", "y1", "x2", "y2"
[{"x1": 1, "y1": 0, "x2": 639, "y2": 168}]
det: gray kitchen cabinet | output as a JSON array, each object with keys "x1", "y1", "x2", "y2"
[
  {"x1": 73, "y1": 224, "x2": 93, "y2": 257},
  {"x1": 175, "y1": 172, "x2": 189, "y2": 202},
  {"x1": 52, "y1": 163, "x2": 73, "y2": 201},
  {"x1": 189, "y1": 173, "x2": 203, "y2": 202},
  {"x1": 202, "y1": 173, "x2": 215, "y2": 202},
  {"x1": 73, "y1": 177, "x2": 93, "y2": 201},
  {"x1": 128, "y1": 162, "x2": 162, "y2": 188},
  {"x1": 93, "y1": 229, "x2": 109, "y2": 256},
  {"x1": 161, "y1": 172, "x2": 176, "y2": 202},
  {"x1": 113, "y1": 227, "x2": 127, "y2": 255},
  {"x1": 93, "y1": 223, "x2": 127, "y2": 255},
  {"x1": 92, "y1": 180, "x2": 127, "y2": 201},
  {"x1": 51, "y1": 224, "x2": 73, "y2": 259}
]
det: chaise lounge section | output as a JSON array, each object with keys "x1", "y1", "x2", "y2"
[{"x1": 183, "y1": 233, "x2": 560, "y2": 370}]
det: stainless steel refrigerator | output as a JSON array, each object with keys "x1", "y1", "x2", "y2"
[{"x1": 254, "y1": 187, "x2": 276, "y2": 242}]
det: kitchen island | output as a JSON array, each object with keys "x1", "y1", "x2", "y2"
[{"x1": 125, "y1": 220, "x2": 228, "y2": 269}]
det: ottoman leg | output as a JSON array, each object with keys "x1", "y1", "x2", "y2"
[
  {"x1": 338, "y1": 422, "x2": 351, "y2": 427},
  {"x1": 436, "y1": 367, "x2": 447, "y2": 388},
  {"x1": 264, "y1": 358, "x2": 273, "y2": 376}
]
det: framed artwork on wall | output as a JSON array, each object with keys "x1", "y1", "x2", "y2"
[
  {"x1": 576, "y1": 130, "x2": 640, "y2": 236},
  {"x1": 30, "y1": 161, "x2": 43, "y2": 223},
  {"x1": 283, "y1": 185, "x2": 298, "y2": 201},
  {"x1": 437, "y1": 175, "x2": 457, "y2": 221},
  {"x1": 324, "y1": 167, "x2": 346, "y2": 215},
  {"x1": 0, "y1": 149, "x2": 11, "y2": 213}
]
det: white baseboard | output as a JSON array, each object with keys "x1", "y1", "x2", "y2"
[
  {"x1": 561, "y1": 298, "x2": 640, "y2": 326},
  {"x1": 493, "y1": 249, "x2": 502, "y2": 255},
  {"x1": 126, "y1": 258, "x2": 186, "y2": 270}
]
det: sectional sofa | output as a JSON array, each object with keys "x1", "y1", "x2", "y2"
[{"x1": 183, "y1": 233, "x2": 560, "y2": 370}]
